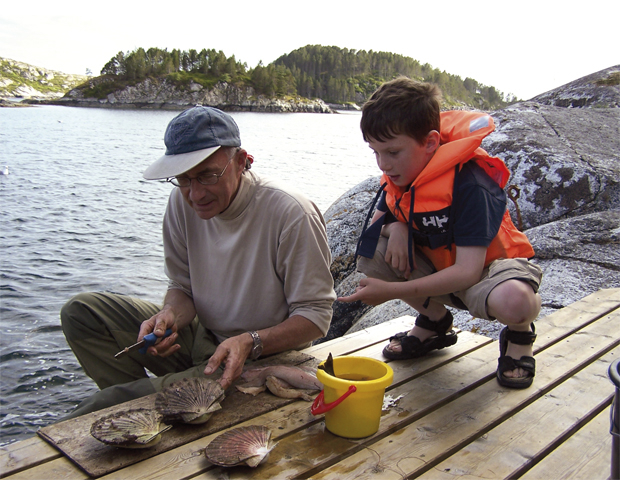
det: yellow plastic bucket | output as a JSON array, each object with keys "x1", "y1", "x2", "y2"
[{"x1": 311, "y1": 356, "x2": 394, "y2": 438}]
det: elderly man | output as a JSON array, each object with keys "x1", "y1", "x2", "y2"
[{"x1": 60, "y1": 106, "x2": 335, "y2": 417}]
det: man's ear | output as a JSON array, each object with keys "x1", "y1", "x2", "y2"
[
  {"x1": 235, "y1": 148, "x2": 248, "y2": 171},
  {"x1": 425, "y1": 130, "x2": 440, "y2": 153}
]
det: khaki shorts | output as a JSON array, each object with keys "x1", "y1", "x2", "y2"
[{"x1": 357, "y1": 236, "x2": 543, "y2": 320}]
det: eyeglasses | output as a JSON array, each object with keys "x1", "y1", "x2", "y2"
[{"x1": 166, "y1": 155, "x2": 233, "y2": 187}]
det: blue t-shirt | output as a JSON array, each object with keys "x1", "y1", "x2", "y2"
[{"x1": 376, "y1": 161, "x2": 507, "y2": 248}]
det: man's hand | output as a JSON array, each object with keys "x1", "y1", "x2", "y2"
[
  {"x1": 138, "y1": 305, "x2": 181, "y2": 358},
  {"x1": 337, "y1": 277, "x2": 393, "y2": 306},
  {"x1": 204, "y1": 333, "x2": 253, "y2": 389}
]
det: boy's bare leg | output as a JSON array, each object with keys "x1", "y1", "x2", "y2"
[{"x1": 487, "y1": 279, "x2": 541, "y2": 379}]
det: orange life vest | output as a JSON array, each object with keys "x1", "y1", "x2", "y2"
[{"x1": 361, "y1": 111, "x2": 534, "y2": 271}]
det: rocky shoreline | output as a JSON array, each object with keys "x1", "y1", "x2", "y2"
[
  {"x1": 16, "y1": 78, "x2": 334, "y2": 113},
  {"x1": 1, "y1": 57, "x2": 335, "y2": 113}
]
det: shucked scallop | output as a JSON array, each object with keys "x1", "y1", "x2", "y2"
[
  {"x1": 155, "y1": 377, "x2": 225, "y2": 424},
  {"x1": 265, "y1": 375, "x2": 314, "y2": 401},
  {"x1": 204, "y1": 425, "x2": 277, "y2": 468},
  {"x1": 90, "y1": 408, "x2": 172, "y2": 449}
]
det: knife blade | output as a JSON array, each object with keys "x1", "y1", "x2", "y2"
[{"x1": 114, "y1": 328, "x2": 173, "y2": 358}]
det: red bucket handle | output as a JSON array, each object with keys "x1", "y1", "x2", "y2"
[{"x1": 311, "y1": 385, "x2": 357, "y2": 415}]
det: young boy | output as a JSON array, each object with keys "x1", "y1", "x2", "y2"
[{"x1": 338, "y1": 77, "x2": 543, "y2": 389}]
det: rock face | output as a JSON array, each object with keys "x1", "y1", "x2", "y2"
[
  {"x1": 531, "y1": 66, "x2": 620, "y2": 109},
  {"x1": 319, "y1": 65, "x2": 620, "y2": 343},
  {"x1": 56, "y1": 78, "x2": 333, "y2": 113},
  {"x1": 482, "y1": 103, "x2": 619, "y2": 230}
]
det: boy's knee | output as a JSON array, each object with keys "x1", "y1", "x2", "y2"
[
  {"x1": 488, "y1": 280, "x2": 540, "y2": 324},
  {"x1": 356, "y1": 255, "x2": 373, "y2": 277},
  {"x1": 357, "y1": 251, "x2": 405, "y2": 282}
]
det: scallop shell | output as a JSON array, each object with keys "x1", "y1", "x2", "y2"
[
  {"x1": 90, "y1": 408, "x2": 172, "y2": 449},
  {"x1": 155, "y1": 377, "x2": 225, "y2": 424},
  {"x1": 204, "y1": 425, "x2": 277, "y2": 468}
]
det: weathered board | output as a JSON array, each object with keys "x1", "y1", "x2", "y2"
[
  {"x1": 100, "y1": 328, "x2": 489, "y2": 480},
  {"x1": 0, "y1": 436, "x2": 62, "y2": 479},
  {"x1": 36, "y1": 351, "x2": 320, "y2": 477}
]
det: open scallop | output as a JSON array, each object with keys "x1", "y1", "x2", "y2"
[
  {"x1": 90, "y1": 408, "x2": 172, "y2": 449},
  {"x1": 204, "y1": 425, "x2": 277, "y2": 468},
  {"x1": 155, "y1": 377, "x2": 225, "y2": 424}
]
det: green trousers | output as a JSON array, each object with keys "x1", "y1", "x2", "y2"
[{"x1": 60, "y1": 292, "x2": 219, "y2": 418}]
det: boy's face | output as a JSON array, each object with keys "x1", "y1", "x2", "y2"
[{"x1": 367, "y1": 133, "x2": 437, "y2": 187}]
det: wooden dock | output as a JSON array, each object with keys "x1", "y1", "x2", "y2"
[{"x1": 1, "y1": 287, "x2": 619, "y2": 480}]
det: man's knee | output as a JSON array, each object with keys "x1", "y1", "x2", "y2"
[
  {"x1": 60, "y1": 292, "x2": 101, "y2": 338},
  {"x1": 61, "y1": 292, "x2": 100, "y2": 314},
  {"x1": 63, "y1": 377, "x2": 156, "y2": 419}
]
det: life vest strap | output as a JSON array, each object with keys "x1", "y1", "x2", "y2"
[{"x1": 355, "y1": 182, "x2": 388, "y2": 259}]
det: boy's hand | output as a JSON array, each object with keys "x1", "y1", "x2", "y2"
[
  {"x1": 337, "y1": 278, "x2": 392, "y2": 306},
  {"x1": 384, "y1": 222, "x2": 415, "y2": 278}
]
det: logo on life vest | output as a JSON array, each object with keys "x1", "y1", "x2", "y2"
[
  {"x1": 412, "y1": 206, "x2": 452, "y2": 235},
  {"x1": 422, "y1": 215, "x2": 449, "y2": 229}
]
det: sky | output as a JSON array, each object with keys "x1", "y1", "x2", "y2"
[{"x1": 1, "y1": 0, "x2": 618, "y2": 101}]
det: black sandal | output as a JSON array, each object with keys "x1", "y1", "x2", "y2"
[
  {"x1": 496, "y1": 325, "x2": 537, "y2": 389},
  {"x1": 383, "y1": 310, "x2": 457, "y2": 360}
]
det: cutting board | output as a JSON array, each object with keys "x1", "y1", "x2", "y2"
[{"x1": 37, "y1": 351, "x2": 320, "y2": 477}]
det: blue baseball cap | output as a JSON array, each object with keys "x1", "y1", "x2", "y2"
[{"x1": 143, "y1": 106, "x2": 241, "y2": 180}]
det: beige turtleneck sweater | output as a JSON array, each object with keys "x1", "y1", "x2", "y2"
[{"x1": 162, "y1": 171, "x2": 335, "y2": 343}]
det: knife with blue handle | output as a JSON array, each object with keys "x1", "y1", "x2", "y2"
[{"x1": 114, "y1": 328, "x2": 173, "y2": 358}]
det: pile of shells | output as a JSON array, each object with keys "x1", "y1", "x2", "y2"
[
  {"x1": 90, "y1": 408, "x2": 172, "y2": 449},
  {"x1": 204, "y1": 425, "x2": 276, "y2": 468},
  {"x1": 90, "y1": 377, "x2": 226, "y2": 448},
  {"x1": 155, "y1": 377, "x2": 225, "y2": 424}
]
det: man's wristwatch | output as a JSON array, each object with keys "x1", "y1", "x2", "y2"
[{"x1": 248, "y1": 330, "x2": 263, "y2": 360}]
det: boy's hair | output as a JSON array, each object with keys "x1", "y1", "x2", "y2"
[{"x1": 361, "y1": 77, "x2": 442, "y2": 144}]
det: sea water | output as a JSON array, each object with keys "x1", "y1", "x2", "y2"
[{"x1": 0, "y1": 105, "x2": 379, "y2": 446}]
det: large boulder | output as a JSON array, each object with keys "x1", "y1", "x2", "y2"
[
  {"x1": 482, "y1": 102, "x2": 619, "y2": 229},
  {"x1": 319, "y1": 66, "x2": 620, "y2": 343}
]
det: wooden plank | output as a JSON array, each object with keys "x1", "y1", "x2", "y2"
[
  {"x1": 35, "y1": 351, "x2": 319, "y2": 478},
  {"x1": 0, "y1": 436, "x2": 62, "y2": 479},
  {"x1": 7, "y1": 288, "x2": 618, "y2": 480},
  {"x1": 307, "y1": 316, "x2": 416, "y2": 361},
  {"x1": 103, "y1": 330, "x2": 491, "y2": 480},
  {"x1": 194, "y1": 299, "x2": 619, "y2": 481},
  {"x1": 308, "y1": 309, "x2": 620, "y2": 480},
  {"x1": 4, "y1": 457, "x2": 90, "y2": 480},
  {"x1": 520, "y1": 407, "x2": 615, "y2": 480},
  {"x1": 533, "y1": 288, "x2": 620, "y2": 349},
  {"x1": 192, "y1": 336, "x2": 505, "y2": 479},
  {"x1": 416, "y1": 351, "x2": 616, "y2": 480}
]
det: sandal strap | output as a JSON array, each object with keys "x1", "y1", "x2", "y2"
[
  {"x1": 415, "y1": 310, "x2": 453, "y2": 335},
  {"x1": 389, "y1": 331, "x2": 408, "y2": 343},
  {"x1": 504, "y1": 325, "x2": 537, "y2": 346},
  {"x1": 498, "y1": 355, "x2": 536, "y2": 375},
  {"x1": 399, "y1": 334, "x2": 424, "y2": 355}
]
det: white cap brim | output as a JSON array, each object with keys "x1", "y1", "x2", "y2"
[{"x1": 143, "y1": 145, "x2": 221, "y2": 180}]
